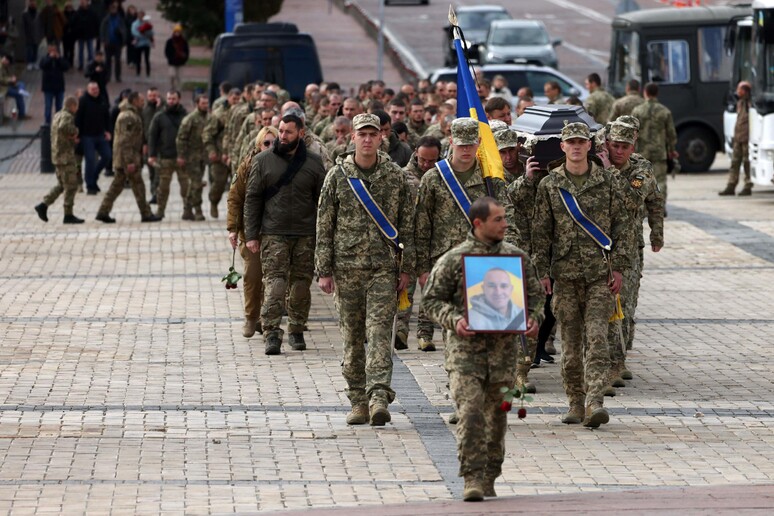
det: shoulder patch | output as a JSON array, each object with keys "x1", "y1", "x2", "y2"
[{"x1": 630, "y1": 175, "x2": 644, "y2": 189}]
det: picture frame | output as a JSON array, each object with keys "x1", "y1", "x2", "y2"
[{"x1": 461, "y1": 254, "x2": 528, "y2": 334}]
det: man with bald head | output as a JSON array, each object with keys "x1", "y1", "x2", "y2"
[{"x1": 467, "y1": 268, "x2": 524, "y2": 331}]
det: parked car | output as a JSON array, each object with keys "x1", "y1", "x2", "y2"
[
  {"x1": 429, "y1": 64, "x2": 588, "y2": 104},
  {"x1": 444, "y1": 5, "x2": 511, "y2": 66},
  {"x1": 480, "y1": 19, "x2": 561, "y2": 69}
]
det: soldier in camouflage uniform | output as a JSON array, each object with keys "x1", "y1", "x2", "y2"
[
  {"x1": 609, "y1": 79, "x2": 644, "y2": 121},
  {"x1": 719, "y1": 81, "x2": 752, "y2": 196},
  {"x1": 315, "y1": 113, "x2": 415, "y2": 427},
  {"x1": 531, "y1": 122, "x2": 633, "y2": 428},
  {"x1": 222, "y1": 85, "x2": 254, "y2": 171},
  {"x1": 141, "y1": 87, "x2": 165, "y2": 203},
  {"x1": 397, "y1": 136, "x2": 442, "y2": 352},
  {"x1": 632, "y1": 82, "x2": 678, "y2": 203},
  {"x1": 602, "y1": 119, "x2": 664, "y2": 393},
  {"x1": 493, "y1": 124, "x2": 523, "y2": 184},
  {"x1": 244, "y1": 112, "x2": 326, "y2": 355},
  {"x1": 202, "y1": 88, "x2": 241, "y2": 219},
  {"x1": 423, "y1": 197, "x2": 543, "y2": 501},
  {"x1": 406, "y1": 98, "x2": 428, "y2": 149},
  {"x1": 414, "y1": 118, "x2": 510, "y2": 351},
  {"x1": 325, "y1": 116, "x2": 352, "y2": 163},
  {"x1": 583, "y1": 73, "x2": 616, "y2": 125},
  {"x1": 176, "y1": 94, "x2": 210, "y2": 221},
  {"x1": 96, "y1": 92, "x2": 160, "y2": 223},
  {"x1": 147, "y1": 90, "x2": 188, "y2": 220},
  {"x1": 35, "y1": 96, "x2": 84, "y2": 224}
]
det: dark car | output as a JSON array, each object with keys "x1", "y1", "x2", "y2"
[
  {"x1": 209, "y1": 23, "x2": 323, "y2": 104},
  {"x1": 444, "y1": 5, "x2": 511, "y2": 66}
]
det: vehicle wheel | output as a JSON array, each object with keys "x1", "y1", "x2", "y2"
[{"x1": 677, "y1": 126, "x2": 717, "y2": 172}]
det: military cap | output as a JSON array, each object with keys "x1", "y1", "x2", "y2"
[
  {"x1": 616, "y1": 115, "x2": 640, "y2": 131},
  {"x1": 561, "y1": 121, "x2": 591, "y2": 141},
  {"x1": 489, "y1": 119, "x2": 508, "y2": 133},
  {"x1": 494, "y1": 128, "x2": 518, "y2": 150},
  {"x1": 352, "y1": 113, "x2": 381, "y2": 131},
  {"x1": 607, "y1": 122, "x2": 636, "y2": 144},
  {"x1": 451, "y1": 117, "x2": 480, "y2": 145}
]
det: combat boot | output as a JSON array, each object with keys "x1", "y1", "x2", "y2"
[
  {"x1": 63, "y1": 214, "x2": 84, "y2": 224},
  {"x1": 194, "y1": 207, "x2": 205, "y2": 221},
  {"x1": 288, "y1": 332, "x2": 306, "y2": 351},
  {"x1": 264, "y1": 335, "x2": 282, "y2": 356},
  {"x1": 242, "y1": 318, "x2": 258, "y2": 338},
  {"x1": 181, "y1": 207, "x2": 194, "y2": 221},
  {"x1": 482, "y1": 474, "x2": 497, "y2": 497},
  {"x1": 583, "y1": 402, "x2": 610, "y2": 428},
  {"x1": 739, "y1": 185, "x2": 753, "y2": 196},
  {"x1": 545, "y1": 336, "x2": 557, "y2": 355},
  {"x1": 210, "y1": 202, "x2": 219, "y2": 219},
  {"x1": 417, "y1": 337, "x2": 436, "y2": 352},
  {"x1": 603, "y1": 384, "x2": 617, "y2": 397},
  {"x1": 516, "y1": 362, "x2": 537, "y2": 394},
  {"x1": 346, "y1": 404, "x2": 368, "y2": 425},
  {"x1": 561, "y1": 403, "x2": 585, "y2": 424},
  {"x1": 463, "y1": 472, "x2": 484, "y2": 502},
  {"x1": 369, "y1": 400, "x2": 391, "y2": 426},
  {"x1": 718, "y1": 184, "x2": 736, "y2": 196},
  {"x1": 609, "y1": 367, "x2": 625, "y2": 388},
  {"x1": 448, "y1": 410, "x2": 459, "y2": 424},
  {"x1": 95, "y1": 213, "x2": 116, "y2": 224},
  {"x1": 619, "y1": 364, "x2": 633, "y2": 380},
  {"x1": 394, "y1": 331, "x2": 408, "y2": 350},
  {"x1": 34, "y1": 203, "x2": 48, "y2": 222}
]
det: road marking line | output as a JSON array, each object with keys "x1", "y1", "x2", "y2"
[
  {"x1": 562, "y1": 41, "x2": 610, "y2": 66},
  {"x1": 545, "y1": 0, "x2": 613, "y2": 24}
]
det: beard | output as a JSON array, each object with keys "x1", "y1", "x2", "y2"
[{"x1": 276, "y1": 138, "x2": 299, "y2": 155}]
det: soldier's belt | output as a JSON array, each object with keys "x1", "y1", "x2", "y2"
[
  {"x1": 558, "y1": 187, "x2": 612, "y2": 251},
  {"x1": 436, "y1": 159, "x2": 472, "y2": 226}
]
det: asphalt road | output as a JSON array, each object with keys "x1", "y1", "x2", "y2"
[{"x1": 357, "y1": 0, "x2": 664, "y2": 82}]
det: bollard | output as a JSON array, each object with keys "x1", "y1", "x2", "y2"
[{"x1": 40, "y1": 124, "x2": 55, "y2": 173}]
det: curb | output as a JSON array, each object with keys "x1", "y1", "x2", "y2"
[{"x1": 332, "y1": 0, "x2": 429, "y2": 84}]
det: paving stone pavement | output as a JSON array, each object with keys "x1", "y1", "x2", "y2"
[{"x1": 4, "y1": 144, "x2": 774, "y2": 514}]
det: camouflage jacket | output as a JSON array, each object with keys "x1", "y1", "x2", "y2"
[
  {"x1": 735, "y1": 98, "x2": 749, "y2": 144},
  {"x1": 504, "y1": 169, "x2": 549, "y2": 255},
  {"x1": 235, "y1": 112, "x2": 258, "y2": 154},
  {"x1": 402, "y1": 153, "x2": 425, "y2": 200},
  {"x1": 201, "y1": 104, "x2": 230, "y2": 157},
  {"x1": 424, "y1": 123, "x2": 444, "y2": 140},
  {"x1": 325, "y1": 134, "x2": 351, "y2": 163},
  {"x1": 422, "y1": 232, "x2": 544, "y2": 382},
  {"x1": 313, "y1": 115, "x2": 332, "y2": 136},
  {"x1": 315, "y1": 151, "x2": 416, "y2": 277},
  {"x1": 584, "y1": 88, "x2": 616, "y2": 125},
  {"x1": 176, "y1": 109, "x2": 209, "y2": 163},
  {"x1": 610, "y1": 93, "x2": 644, "y2": 121},
  {"x1": 51, "y1": 110, "x2": 78, "y2": 166},
  {"x1": 613, "y1": 153, "x2": 664, "y2": 250},
  {"x1": 305, "y1": 132, "x2": 333, "y2": 171},
  {"x1": 415, "y1": 159, "x2": 509, "y2": 276},
  {"x1": 226, "y1": 144, "x2": 262, "y2": 242},
  {"x1": 223, "y1": 101, "x2": 252, "y2": 163},
  {"x1": 407, "y1": 120, "x2": 427, "y2": 149},
  {"x1": 532, "y1": 159, "x2": 633, "y2": 282},
  {"x1": 238, "y1": 127, "x2": 262, "y2": 167},
  {"x1": 113, "y1": 100, "x2": 144, "y2": 170},
  {"x1": 632, "y1": 99, "x2": 677, "y2": 162}
]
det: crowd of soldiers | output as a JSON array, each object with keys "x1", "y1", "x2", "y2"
[{"x1": 34, "y1": 71, "x2": 673, "y2": 502}]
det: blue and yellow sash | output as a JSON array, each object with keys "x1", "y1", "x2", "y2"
[
  {"x1": 436, "y1": 159, "x2": 472, "y2": 226},
  {"x1": 558, "y1": 187, "x2": 612, "y2": 251},
  {"x1": 347, "y1": 177, "x2": 401, "y2": 249}
]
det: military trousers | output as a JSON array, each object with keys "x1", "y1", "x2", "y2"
[
  {"x1": 156, "y1": 159, "x2": 190, "y2": 217},
  {"x1": 553, "y1": 277, "x2": 614, "y2": 406},
  {"x1": 396, "y1": 279, "x2": 435, "y2": 341},
  {"x1": 97, "y1": 167, "x2": 152, "y2": 218},
  {"x1": 208, "y1": 161, "x2": 230, "y2": 206},
  {"x1": 449, "y1": 371, "x2": 508, "y2": 478},
  {"x1": 652, "y1": 160, "x2": 668, "y2": 203},
  {"x1": 334, "y1": 267, "x2": 397, "y2": 407},
  {"x1": 43, "y1": 163, "x2": 80, "y2": 216},
  {"x1": 608, "y1": 256, "x2": 641, "y2": 364},
  {"x1": 260, "y1": 235, "x2": 314, "y2": 339},
  {"x1": 240, "y1": 240, "x2": 263, "y2": 322},
  {"x1": 727, "y1": 140, "x2": 751, "y2": 188},
  {"x1": 184, "y1": 161, "x2": 205, "y2": 212}
]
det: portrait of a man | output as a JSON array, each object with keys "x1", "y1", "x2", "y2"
[{"x1": 463, "y1": 256, "x2": 528, "y2": 333}]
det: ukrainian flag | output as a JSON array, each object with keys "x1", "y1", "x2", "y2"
[{"x1": 454, "y1": 39, "x2": 504, "y2": 181}]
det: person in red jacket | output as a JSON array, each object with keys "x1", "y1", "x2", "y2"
[{"x1": 164, "y1": 24, "x2": 189, "y2": 90}]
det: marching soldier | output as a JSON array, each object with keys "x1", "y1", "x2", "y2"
[
  {"x1": 202, "y1": 87, "x2": 240, "y2": 219},
  {"x1": 719, "y1": 81, "x2": 753, "y2": 196},
  {"x1": 583, "y1": 73, "x2": 616, "y2": 125},
  {"x1": 147, "y1": 90, "x2": 188, "y2": 220},
  {"x1": 176, "y1": 94, "x2": 210, "y2": 221},
  {"x1": 610, "y1": 79, "x2": 644, "y2": 121}
]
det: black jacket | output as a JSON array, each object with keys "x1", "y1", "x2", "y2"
[
  {"x1": 74, "y1": 6, "x2": 99, "y2": 41},
  {"x1": 243, "y1": 144, "x2": 327, "y2": 240},
  {"x1": 164, "y1": 36, "x2": 189, "y2": 66},
  {"x1": 75, "y1": 93, "x2": 110, "y2": 136},
  {"x1": 148, "y1": 104, "x2": 188, "y2": 159},
  {"x1": 39, "y1": 55, "x2": 69, "y2": 93}
]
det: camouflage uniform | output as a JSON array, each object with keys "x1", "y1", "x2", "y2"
[
  {"x1": 422, "y1": 232, "x2": 543, "y2": 481},
  {"x1": 315, "y1": 128, "x2": 416, "y2": 408},
  {"x1": 415, "y1": 119, "x2": 510, "y2": 343},
  {"x1": 43, "y1": 110, "x2": 80, "y2": 216},
  {"x1": 305, "y1": 131, "x2": 333, "y2": 171},
  {"x1": 227, "y1": 145, "x2": 264, "y2": 325},
  {"x1": 243, "y1": 142, "x2": 326, "y2": 345},
  {"x1": 584, "y1": 88, "x2": 616, "y2": 125},
  {"x1": 494, "y1": 127, "x2": 522, "y2": 184},
  {"x1": 609, "y1": 92, "x2": 644, "y2": 121},
  {"x1": 176, "y1": 108, "x2": 209, "y2": 219},
  {"x1": 724, "y1": 97, "x2": 751, "y2": 191},
  {"x1": 632, "y1": 98, "x2": 677, "y2": 201},
  {"x1": 141, "y1": 100, "x2": 165, "y2": 198},
  {"x1": 97, "y1": 100, "x2": 153, "y2": 218},
  {"x1": 202, "y1": 103, "x2": 232, "y2": 215},
  {"x1": 531, "y1": 123, "x2": 633, "y2": 418},
  {"x1": 224, "y1": 101, "x2": 253, "y2": 169},
  {"x1": 148, "y1": 103, "x2": 188, "y2": 219},
  {"x1": 606, "y1": 123, "x2": 664, "y2": 374},
  {"x1": 407, "y1": 120, "x2": 427, "y2": 149},
  {"x1": 238, "y1": 127, "x2": 262, "y2": 167}
]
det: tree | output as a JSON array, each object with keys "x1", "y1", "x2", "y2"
[{"x1": 158, "y1": 0, "x2": 285, "y2": 45}]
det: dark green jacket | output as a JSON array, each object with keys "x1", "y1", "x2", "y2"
[{"x1": 148, "y1": 104, "x2": 187, "y2": 159}]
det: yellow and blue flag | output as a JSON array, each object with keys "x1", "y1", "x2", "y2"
[{"x1": 454, "y1": 38, "x2": 504, "y2": 181}]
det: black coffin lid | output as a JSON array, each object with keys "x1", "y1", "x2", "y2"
[{"x1": 513, "y1": 104, "x2": 603, "y2": 136}]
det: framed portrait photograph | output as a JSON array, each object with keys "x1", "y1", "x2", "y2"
[{"x1": 461, "y1": 254, "x2": 528, "y2": 334}]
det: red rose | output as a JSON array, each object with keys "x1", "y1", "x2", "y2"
[
  {"x1": 517, "y1": 407, "x2": 527, "y2": 419},
  {"x1": 500, "y1": 401, "x2": 512, "y2": 412}
]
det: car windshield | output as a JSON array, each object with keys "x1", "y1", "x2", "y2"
[
  {"x1": 457, "y1": 11, "x2": 510, "y2": 31},
  {"x1": 491, "y1": 26, "x2": 549, "y2": 46}
]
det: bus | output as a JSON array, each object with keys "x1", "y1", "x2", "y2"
[
  {"x1": 750, "y1": 0, "x2": 774, "y2": 185},
  {"x1": 723, "y1": 14, "x2": 753, "y2": 156},
  {"x1": 609, "y1": 4, "x2": 748, "y2": 172}
]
